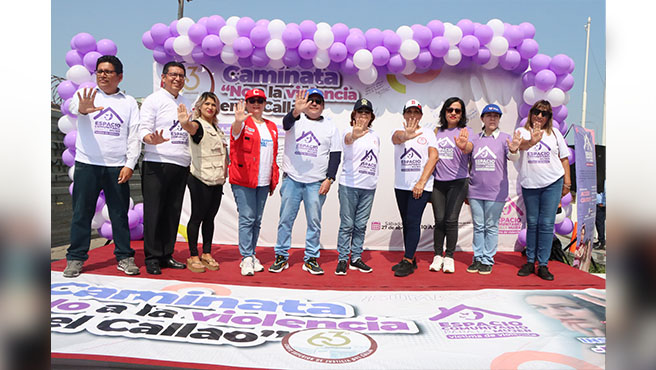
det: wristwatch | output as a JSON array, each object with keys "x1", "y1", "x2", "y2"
[{"x1": 326, "y1": 177, "x2": 335, "y2": 184}]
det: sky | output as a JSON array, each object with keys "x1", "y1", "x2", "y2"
[{"x1": 51, "y1": 0, "x2": 606, "y2": 143}]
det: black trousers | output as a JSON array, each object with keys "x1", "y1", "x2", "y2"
[
  {"x1": 595, "y1": 204, "x2": 606, "y2": 244},
  {"x1": 186, "y1": 174, "x2": 223, "y2": 256},
  {"x1": 141, "y1": 161, "x2": 189, "y2": 264},
  {"x1": 431, "y1": 178, "x2": 469, "y2": 257}
]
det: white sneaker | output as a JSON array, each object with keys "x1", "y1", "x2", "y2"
[
  {"x1": 240, "y1": 256, "x2": 255, "y2": 276},
  {"x1": 252, "y1": 256, "x2": 264, "y2": 272},
  {"x1": 429, "y1": 255, "x2": 443, "y2": 272},
  {"x1": 443, "y1": 256, "x2": 455, "y2": 273}
]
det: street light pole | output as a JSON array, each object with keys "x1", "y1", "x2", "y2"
[
  {"x1": 581, "y1": 17, "x2": 591, "y2": 128},
  {"x1": 177, "y1": 0, "x2": 185, "y2": 19}
]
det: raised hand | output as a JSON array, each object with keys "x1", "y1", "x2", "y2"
[
  {"x1": 454, "y1": 128, "x2": 470, "y2": 151},
  {"x1": 147, "y1": 129, "x2": 169, "y2": 145},
  {"x1": 77, "y1": 88, "x2": 103, "y2": 115},
  {"x1": 403, "y1": 116, "x2": 421, "y2": 141},
  {"x1": 529, "y1": 127, "x2": 543, "y2": 146},
  {"x1": 351, "y1": 115, "x2": 370, "y2": 140},
  {"x1": 507, "y1": 130, "x2": 522, "y2": 152},
  {"x1": 177, "y1": 103, "x2": 190, "y2": 125},
  {"x1": 293, "y1": 89, "x2": 311, "y2": 116},
  {"x1": 234, "y1": 100, "x2": 252, "y2": 124}
]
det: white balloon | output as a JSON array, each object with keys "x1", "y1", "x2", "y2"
[
  {"x1": 443, "y1": 46, "x2": 462, "y2": 66},
  {"x1": 265, "y1": 39, "x2": 286, "y2": 60},
  {"x1": 444, "y1": 23, "x2": 463, "y2": 46},
  {"x1": 312, "y1": 49, "x2": 331, "y2": 69},
  {"x1": 401, "y1": 59, "x2": 416, "y2": 75},
  {"x1": 316, "y1": 22, "x2": 331, "y2": 31},
  {"x1": 399, "y1": 39, "x2": 420, "y2": 60},
  {"x1": 220, "y1": 45, "x2": 238, "y2": 65},
  {"x1": 226, "y1": 16, "x2": 240, "y2": 27},
  {"x1": 358, "y1": 66, "x2": 378, "y2": 84},
  {"x1": 176, "y1": 17, "x2": 195, "y2": 36},
  {"x1": 487, "y1": 19, "x2": 504, "y2": 37},
  {"x1": 66, "y1": 65, "x2": 92, "y2": 85},
  {"x1": 101, "y1": 204, "x2": 110, "y2": 222},
  {"x1": 555, "y1": 208, "x2": 566, "y2": 224},
  {"x1": 562, "y1": 91, "x2": 570, "y2": 105},
  {"x1": 523, "y1": 86, "x2": 546, "y2": 105},
  {"x1": 268, "y1": 19, "x2": 286, "y2": 39},
  {"x1": 268, "y1": 58, "x2": 285, "y2": 69},
  {"x1": 353, "y1": 49, "x2": 373, "y2": 69},
  {"x1": 219, "y1": 25, "x2": 238, "y2": 45},
  {"x1": 314, "y1": 29, "x2": 334, "y2": 50},
  {"x1": 129, "y1": 197, "x2": 134, "y2": 210},
  {"x1": 58, "y1": 115, "x2": 76, "y2": 134},
  {"x1": 396, "y1": 25, "x2": 413, "y2": 41},
  {"x1": 173, "y1": 35, "x2": 194, "y2": 56},
  {"x1": 91, "y1": 211, "x2": 106, "y2": 229},
  {"x1": 546, "y1": 87, "x2": 566, "y2": 107},
  {"x1": 488, "y1": 36, "x2": 509, "y2": 56},
  {"x1": 68, "y1": 165, "x2": 75, "y2": 181},
  {"x1": 482, "y1": 55, "x2": 499, "y2": 70}
]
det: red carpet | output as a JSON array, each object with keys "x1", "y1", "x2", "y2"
[{"x1": 51, "y1": 241, "x2": 604, "y2": 291}]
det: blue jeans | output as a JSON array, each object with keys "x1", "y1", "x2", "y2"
[
  {"x1": 522, "y1": 177, "x2": 564, "y2": 266},
  {"x1": 469, "y1": 198, "x2": 505, "y2": 265},
  {"x1": 68, "y1": 162, "x2": 134, "y2": 262},
  {"x1": 337, "y1": 185, "x2": 376, "y2": 261},
  {"x1": 275, "y1": 176, "x2": 326, "y2": 261},
  {"x1": 232, "y1": 184, "x2": 269, "y2": 259},
  {"x1": 395, "y1": 189, "x2": 431, "y2": 259}
]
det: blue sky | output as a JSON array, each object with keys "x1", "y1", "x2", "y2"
[{"x1": 51, "y1": 0, "x2": 605, "y2": 142}]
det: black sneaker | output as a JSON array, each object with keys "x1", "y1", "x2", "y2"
[
  {"x1": 335, "y1": 260, "x2": 348, "y2": 275},
  {"x1": 392, "y1": 258, "x2": 417, "y2": 271},
  {"x1": 478, "y1": 264, "x2": 492, "y2": 275},
  {"x1": 302, "y1": 257, "x2": 324, "y2": 275},
  {"x1": 268, "y1": 255, "x2": 289, "y2": 273},
  {"x1": 349, "y1": 258, "x2": 373, "y2": 273},
  {"x1": 537, "y1": 266, "x2": 554, "y2": 281},
  {"x1": 593, "y1": 241, "x2": 606, "y2": 250},
  {"x1": 394, "y1": 259, "x2": 415, "y2": 277},
  {"x1": 466, "y1": 260, "x2": 481, "y2": 273},
  {"x1": 517, "y1": 262, "x2": 535, "y2": 276}
]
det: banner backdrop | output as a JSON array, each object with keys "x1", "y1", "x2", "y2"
[
  {"x1": 154, "y1": 62, "x2": 527, "y2": 251},
  {"x1": 573, "y1": 126, "x2": 597, "y2": 270}
]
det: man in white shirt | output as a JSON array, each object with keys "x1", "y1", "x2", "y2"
[
  {"x1": 63, "y1": 55, "x2": 141, "y2": 278},
  {"x1": 269, "y1": 88, "x2": 342, "y2": 275},
  {"x1": 138, "y1": 61, "x2": 191, "y2": 275}
]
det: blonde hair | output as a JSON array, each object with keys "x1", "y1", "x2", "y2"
[{"x1": 192, "y1": 92, "x2": 220, "y2": 124}]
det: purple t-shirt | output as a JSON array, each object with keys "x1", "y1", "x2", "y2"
[
  {"x1": 434, "y1": 126, "x2": 474, "y2": 181},
  {"x1": 468, "y1": 131, "x2": 511, "y2": 202}
]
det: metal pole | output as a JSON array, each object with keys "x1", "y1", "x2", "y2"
[
  {"x1": 581, "y1": 17, "x2": 591, "y2": 128},
  {"x1": 177, "y1": 0, "x2": 184, "y2": 19}
]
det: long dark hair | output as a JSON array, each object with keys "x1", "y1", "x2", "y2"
[
  {"x1": 438, "y1": 97, "x2": 468, "y2": 131},
  {"x1": 525, "y1": 100, "x2": 554, "y2": 134}
]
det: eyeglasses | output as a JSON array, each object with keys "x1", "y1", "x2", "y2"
[
  {"x1": 355, "y1": 109, "x2": 372, "y2": 115},
  {"x1": 531, "y1": 108, "x2": 551, "y2": 117},
  {"x1": 446, "y1": 108, "x2": 462, "y2": 114},
  {"x1": 308, "y1": 97, "x2": 324, "y2": 105},
  {"x1": 166, "y1": 72, "x2": 186, "y2": 80},
  {"x1": 247, "y1": 98, "x2": 265, "y2": 104},
  {"x1": 96, "y1": 69, "x2": 117, "y2": 76}
]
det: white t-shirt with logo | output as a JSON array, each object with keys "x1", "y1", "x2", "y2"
[
  {"x1": 339, "y1": 128, "x2": 380, "y2": 190},
  {"x1": 392, "y1": 127, "x2": 438, "y2": 192},
  {"x1": 515, "y1": 127, "x2": 569, "y2": 189},
  {"x1": 138, "y1": 89, "x2": 191, "y2": 167},
  {"x1": 255, "y1": 122, "x2": 274, "y2": 186},
  {"x1": 282, "y1": 115, "x2": 342, "y2": 183}
]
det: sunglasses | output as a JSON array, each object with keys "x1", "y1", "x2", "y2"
[
  {"x1": 247, "y1": 98, "x2": 265, "y2": 104},
  {"x1": 308, "y1": 97, "x2": 324, "y2": 105},
  {"x1": 446, "y1": 107, "x2": 462, "y2": 114},
  {"x1": 531, "y1": 108, "x2": 552, "y2": 117}
]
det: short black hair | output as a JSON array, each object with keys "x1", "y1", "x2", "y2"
[
  {"x1": 438, "y1": 96, "x2": 468, "y2": 131},
  {"x1": 96, "y1": 55, "x2": 123, "y2": 74},
  {"x1": 162, "y1": 61, "x2": 186, "y2": 75}
]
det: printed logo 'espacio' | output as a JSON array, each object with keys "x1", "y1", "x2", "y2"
[
  {"x1": 92, "y1": 107, "x2": 124, "y2": 136},
  {"x1": 429, "y1": 304, "x2": 539, "y2": 339}
]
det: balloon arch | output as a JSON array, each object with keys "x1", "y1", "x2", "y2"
[{"x1": 56, "y1": 15, "x2": 577, "y2": 244}]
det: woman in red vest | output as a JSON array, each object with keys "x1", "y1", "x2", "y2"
[{"x1": 229, "y1": 88, "x2": 280, "y2": 276}]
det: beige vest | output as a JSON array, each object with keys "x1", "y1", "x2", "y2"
[{"x1": 189, "y1": 118, "x2": 227, "y2": 186}]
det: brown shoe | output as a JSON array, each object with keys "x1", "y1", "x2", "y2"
[
  {"x1": 201, "y1": 254, "x2": 220, "y2": 271},
  {"x1": 187, "y1": 257, "x2": 205, "y2": 273}
]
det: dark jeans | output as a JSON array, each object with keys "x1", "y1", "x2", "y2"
[
  {"x1": 186, "y1": 174, "x2": 223, "y2": 256},
  {"x1": 68, "y1": 162, "x2": 134, "y2": 262},
  {"x1": 395, "y1": 189, "x2": 431, "y2": 259},
  {"x1": 522, "y1": 176, "x2": 564, "y2": 266},
  {"x1": 141, "y1": 161, "x2": 189, "y2": 264},
  {"x1": 595, "y1": 204, "x2": 606, "y2": 244},
  {"x1": 431, "y1": 178, "x2": 469, "y2": 258}
]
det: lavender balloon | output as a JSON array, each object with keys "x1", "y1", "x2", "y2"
[
  {"x1": 282, "y1": 26, "x2": 302, "y2": 48},
  {"x1": 529, "y1": 54, "x2": 551, "y2": 72},
  {"x1": 518, "y1": 39, "x2": 539, "y2": 59},
  {"x1": 83, "y1": 51, "x2": 102, "y2": 73},
  {"x1": 299, "y1": 20, "x2": 317, "y2": 39},
  {"x1": 371, "y1": 46, "x2": 390, "y2": 66},
  {"x1": 474, "y1": 24, "x2": 494, "y2": 45},
  {"x1": 411, "y1": 25, "x2": 433, "y2": 48},
  {"x1": 522, "y1": 70, "x2": 536, "y2": 88},
  {"x1": 191, "y1": 45, "x2": 209, "y2": 65},
  {"x1": 206, "y1": 15, "x2": 226, "y2": 35},
  {"x1": 127, "y1": 210, "x2": 139, "y2": 229},
  {"x1": 236, "y1": 17, "x2": 256, "y2": 37},
  {"x1": 429, "y1": 36, "x2": 450, "y2": 58},
  {"x1": 153, "y1": 46, "x2": 170, "y2": 64},
  {"x1": 504, "y1": 25, "x2": 524, "y2": 47},
  {"x1": 188, "y1": 23, "x2": 208, "y2": 45},
  {"x1": 150, "y1": 23, "x2": 171, "y2": 45},
  {"x1": 365, "y1": 28, "x2": 384, "y2": 49},
  {"x1": 561, "y1": 192, "x2": 573, "y2": 207},
  {"x1": 169, "y1": 20, "x2": 180, "y2": 37},
  {"x1": 142, "y1": 31, "x2": 156, "y2": 50},
  {"x1": 383, "y1": 31, "x2": 402, "y2": 53},
  {"x1": 555, "y1": 73, "x2": 575, "y2": 91},
  {"x1": 331, "y1": 23, "x2": 349, "y2": 43},
  {"x1": 63, "y1": 130, "x2": 77, "y2": 148},
  {"x1": 95, "y1": 195, "x2": 105, "y2": 213},
  {"x1": 99, "y1": 222, "x2": 113, "y2": 240},
  {"x1": 282, "y1": 48, "x2": 300, "y2": 67},
  {"x1": 499, "y1": 49, "x2": 520, "y2": 70},
  {"x1": 340, "y1": 56, "x2": 358, "y2": 75},
  {"x1": 550, "y1": 54, "x2": 571, "y2": 75},
  {"x1": 238, "y1": 57, "x2": 253, "y2": 67},
  {"x1": 96, "y1": 39, "x2": 117, "y2": 56},
  {"x1": 519, "y1": 103, "x2": 531, "y2": 117},
  {"x1": 130, "y1": 224, "x2": 144, "y2": 240},
  {"x1": 426, "y1": 20, "x2": 445, "y2": 37},
  {"x1": 251, "y1": 47, "x2": 270, "y2": 67},
  {"x1": 164, "y1": 37, "x2": 176, "y2": 55},
  {"x1": 387, "y1": 53, "x2": 406, "y2": 73},
  {"x1": 345, "y1": 33, "x2": 366, "y2": 53},
  {"x1": 65, "y1": 50, "x2": 84, "y2": 67},
  {"x1": 201, "y1": 34, "x2": 223, "y2": 56},
  {"x1": 233, "y1": 37, "x2": 254, "y2": 58},
  {"x1": 534, "y1": 69, "x2": 557, "y2": 91},
  {"x1": 517, "y1": 228, "x2": 527, "y2": 246},
  {"x1": 328, "y1": 42, "x2": 348, "y2": 62},
  {"x1": 415, "y1": 50, "x2": 433, "y2": 69},
  {"x1": 62, "y1": 148, "x2": 75, "y2": 167},
  {"x1": 559, "y1": 120, "x2": 568, "y2": 136},
  {"x1": 555, "y1": 217, "x2": 574, "y2": 235},
  {"x1": 458, "y1": 35, "x2": 480, "y2": 57},
  {"x1": 430, "y1": 56, "x2": 445, "y2": 70},
  {"x1": 456, "y1": 19, "x2": 475, "y2": 35},
  {"x1": 250, "y1": 26, "x2": 270, "y2": 48},
  {"x1": 61, "y1": 98, "x2": 73, "y2": 117},
  {"x1": 299, "y1": 58, "x2": 314, "y2": 69},
  {"x1": 255, "y1": 19, "x2": 270, "y2": 28},
  {"x1": 553, "y1": 105, "x2": 568, "y2": 122},
  {"x1": 512, "y1": 58, "x2": 530, "y2": 75},
  {"x1": 57, "y1": 80, "x2": 78, "y2": 101},
  {"x1": 74, "y1": 33, "x2": 97, "y2": 54},
  {"x1": 519, "y1": 22, "x2": 536, "y2": 39},
  {"x1": 298, "y1": 39, "x2": 318, "y2": 59},
  {"x1": 568, "y1": 147, "x2": 575, "y2": 164}
]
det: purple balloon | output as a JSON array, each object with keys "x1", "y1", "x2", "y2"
[
  {"x1": 535, "y1": 69, "x2": 557, "y2": 91},
  {"x1": 474, "y1": 24, "x2": 494, "y2": 45},
  {"x1": 61, "y1": 98, "x2": 73, "y2": 116},
  {"x1": 567, "y1": 58, "x2": 575, "y2": 74},
  {"x1": 365, "y1": 28, "x2": 384, "y2": 49},
  {"x1": 96, "y1": 39, "x2": 117, "y2": 56},
  {"x1": 236, "y1": 17, "x2": 255, "y2": 37},
  {"x1": 164, "y1": 37, "x2": 176, "y2": 55},
  {"x1": 504, "y1": 25, "x2": 524, "y2": 47},
  {"x1": 327, "y1": 60, "x2": 341, "y2": 71},
  {"x1": 83, "y1": 51, "x2": 102, "y2": 73},
  {"x1": 345, "y1": 33, "x2": 366, "y2": 53},
  {"x1": 559, "y1": 120, "x2": 569, "y2": 136},
  {"x1": 474, "y1": 46, "x2": 491, "y2": 65},
  {"x1": 519, "y1": 22, "x2": 536, "y2": 39},
  {"x1": 387, "y1": 53, "x2": 406, "y2": 73},
  {"x1": 238, "y1": 57, "x2": 253, "y2": 67},
  {"x1": 299, "y1": 58, "x2": 313, "y2": 69},
  {"x1": 412, "y1": 25, "x2": 433, "y2": 48},
  {"x1": 517, "y1": 228, "x2": 527, "y2": 246},
  {"x1": 456, "y1": 19, "x2": 475, "y2": 35},
  {"x1": 95, "y1": 195, "x2": 105, "y2": 213},
  {"x1": 197, "y1": 17, "x2": 208, "y2": 26},
  {"x1": 188, "y1": 23, "x2": 208, "y2": 45},
  {"x1": 519, "y1": 103, "x2": 531, "y2": 117},
  {"x1": 153, "y1": 46, "x2": 170, "y2": 64},
  {"x1": 62, "y1": 148, "x2": 75, "y2": 167},
  {"x1": 458, "y1": 35, "x2": 480, "y2": 57},
  {"x1": 99, "y1": 222, "x2": 113, "y2": 240},
  {"x1": 512, "y1": 58, "x2": 530, "y2": 75},
  {"x1": 255, "y1": 19, "x2": 270, "y2": 28},
  {"x1": 568, "y1": 147, "x2": 575, "y2": 164},
  {"x1": 555, "y1": 217, "x2": 574, "y2": 235},
  {"x1": 191, "y1": 45, "x2": 209, "y2": 65},
  {"x1": 73, "y1": 33, "x2": 97, "y2": 54},
  {"x1": 530, "y1": 54, "x2": 551, "y2": 72},
  {"x1": 383, "y1": 31, "x2": 402, "y2": 53},
  {"x1": 429, "y1": 36, "x2": 449, "y2": 58},
  {"x1": 233, "y1": 37, "x2": 253, "y2": 58},
  {"x1": 65, "y1": 50, "x2": 84, "y2": 67},
  {"x1": 142, "y1": 31, "x2": 156, "y2": 50},
  {"x1": 150, "y1": 23, "x2": 171, "y2": 45},
  {"x1": 517, "y1": 39, "x2": 539, "y2": 59},
  {"x1": 349, "y1": 27, "x2": 364, "y2": 36},
  {"x1": 371, "y1": 46, "x2": 390, "y2": 66},
  {"x1": 299, "y1": 20, "x2": 317, "y2": 39},
  {"x1": 169, "y1": 20, "x2": 179, "y2": 37},
  {"x1": 129, "y1": 224, "x2": 144, "y2": 240},
  {"x1": 553, "y1": 105, "x2": 568, "y2": 122},
  {"x1": 556, "y1": 73, "x2": 575, "y2": 92},
  {"x1": 63, "y1": 130, "x2": 77, "y2": 148},
  {"x1": 78, "y1": 81, "x2": 96, "y2": 92},
  {"x1": 455, "y1": 56, "x2": 473, "y2": 70},
  {"x1": 328, "y1": 42, "x2": 348, "y2": 63},
  {"x1": 249, "y1": 25, "x2": 270, "y2": 48},
  {"x1": 522, "y1": 70, "x2": 536, "y2": 88},
  {"x1": 331, "y1": 23, "x2": 350, "y2": 43},
  {"x1": 561, "y1": 192, "x2": 573, "y2": 207},
  {"x1": 430, "y1": 56, "x2": 445, "y2": 70},
  {"x1": 499, "y1": 49, "x2": 520, "y2": 70},
  {"x1": 206, "y1": 15, "x2": 226, "y2": 35},
  {"x1": 251, "y1": 47, "x2": 270, "y2": 67},
  {"x1": 282, "y1": 48, "x2": 300, "y2": 67},
  {"x1": 552, "y1": 120, "x2": 561, "y2": 133},
  {"x1": 282, "y1": 26, "x2": 302, "y2": 48},
  {"x1": 298, "y1": 39, "x2": 317, "y2": 60},
  {"x1": 133, "y1": 203, "x2": 144, "y2": 222},
  {"x1": 201, "y1": 34, "x2": 223, "y2": 56},
  {"x1": 414, "y1": 49, "x2": 433, "y2": 69},
  {"x1": 340, "y1": 56, "x2": 358, "y2": 75},
  {"x1": 550, "y1": 54, "x2": 571, "y2": 75},
  {"x1": 427, "y1": 20, "x2": 445, "y2": 37},
  {"x1": 127, "y1": 210, "x2": 139, "y2": 229},
  {"x1": 57, "y1": 80, "x2": 78, "y2": 101}
]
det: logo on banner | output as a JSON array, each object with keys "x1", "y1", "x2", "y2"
[
  {"x1": 400, "y1": 148, "x2": 422, "y2": 172},
  {"x1": 473, "y1": 146, "x2": 497, "y2": 172},
  {"x1": 92, "y1": 107, "x2": 123, "y2": 136},
  {"x1": 282, "y1": 328, "x2": 377, "y2": 364},
  {"x1": 583, "y1": 135, "x2": 594, "y2": 163},
  {"x1": 500, "y1": 197, "x2": 523, "y2": 235},
  {"x1": 358, "y1": 149, "x2": 378, "y2": 175},
  {"x1": 429, "y1": 304, "x2": 539, "y2": 339},
  {"x1": 295, "y1": 131, "x2": 321, "y2": 157}
]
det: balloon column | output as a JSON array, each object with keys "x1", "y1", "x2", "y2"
[{"x1": 57, "y1": 33, "x2": 144, "y2": 241}]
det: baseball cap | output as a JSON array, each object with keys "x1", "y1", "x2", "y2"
[
  {"x1": 245, "y1": 88, "x2": 266, "y2": 100},
  {"x1": 353, "y1": 98, "x2": 373, "y2": 112},
  {"x1": 403, "y1": 99, "x2": 422, "y2": 113},
  {"x1": 306, "y1": 88, "x2": 324, "y2": 99},
  {"x1": 481, "y1": 103, "x2": 502, "y2": 116}
]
